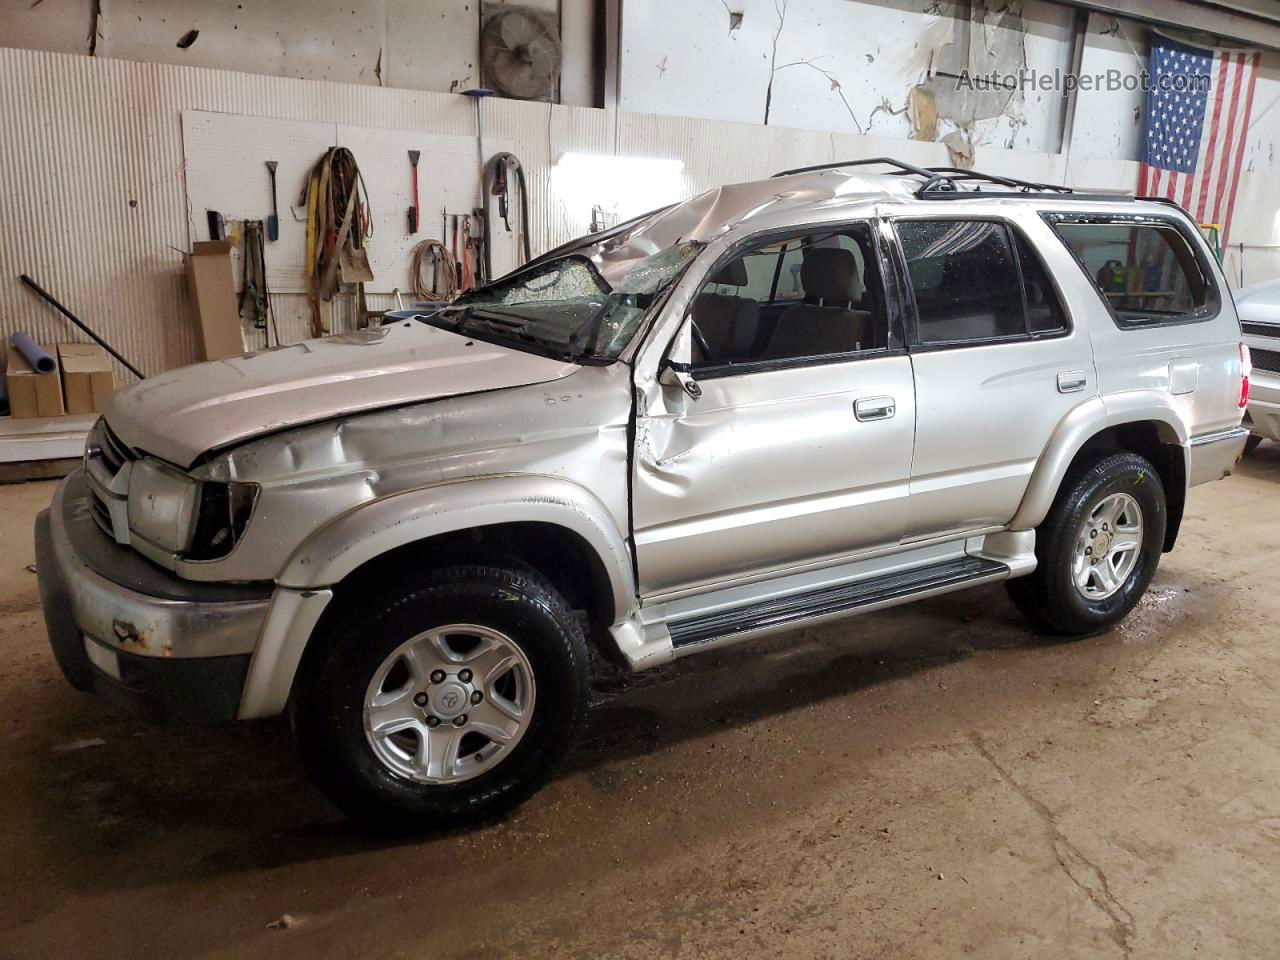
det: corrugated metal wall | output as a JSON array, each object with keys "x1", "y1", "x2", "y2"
[
  {"x1": 0, "y1": 49, "x2": 615, "y2": 378},
  {"x1": 0, "y1": 47, "x2": 1148, "y2": 383}
]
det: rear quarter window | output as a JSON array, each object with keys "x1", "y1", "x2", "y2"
[{"x1": 1043, "y1": 214, "x2": 1220, "y2": 328}]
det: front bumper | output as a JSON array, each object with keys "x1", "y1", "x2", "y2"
[
  {"x1": 35, "y1": 470, "x2": 274, "y2": 723},
  {"x1": 1246, "y1": 370, "x2": 1280, "y2": 442}
]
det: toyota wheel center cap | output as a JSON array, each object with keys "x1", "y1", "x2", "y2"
[{"x1": 430, "y1": 681, "x2": 469, "y2": 720}]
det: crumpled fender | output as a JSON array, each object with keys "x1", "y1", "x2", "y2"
[
  {"x1": 277, "y1": 473, "x2": 637, "y2": 621},
  {"x1": 238, "y1": 474, "x2": 638, "y2": 719},
  {"x1": 1009, "y1": 392, "x2": 1189, "y2": 531}
]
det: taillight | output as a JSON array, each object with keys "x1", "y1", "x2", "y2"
[{"x1": 1239, "y1": 341, "x2": 1251, "y2": 409}]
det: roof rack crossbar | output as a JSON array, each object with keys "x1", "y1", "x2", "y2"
[
  {"x1": 769, "y1": 157, "x2": 1096, "y2": 200},
  {"x1": 918, "y1": 166, "x2": 1074, "y2": 195},
  {"x1": 770, "y1": 157, "x2": 937, "y2": 180}
]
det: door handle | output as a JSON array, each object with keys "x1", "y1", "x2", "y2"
[
  {"x1": 1057, "y1": 370, "x2": 1087, "y2": 393},
  {"x1": 855, "y1": 396, "x2": 895, "y2": 421}
]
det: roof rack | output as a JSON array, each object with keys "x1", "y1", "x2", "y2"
[{"x1": 770, "y1": 157, "x2": 1133, "y2": 203}]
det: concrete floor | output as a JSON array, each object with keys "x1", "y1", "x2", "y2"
[{"x1": 1, "y1": 450, "x2": 1277, "y2": 960}]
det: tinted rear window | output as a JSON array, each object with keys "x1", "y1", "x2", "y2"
[{"x1": 1047, "y1": 218, "x2": 1217, "y2": 327}]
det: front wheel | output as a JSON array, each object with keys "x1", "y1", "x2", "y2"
[
  {"x1": 292, "y1": 565, "x2": 590, "y2": 830},
  {"x1": 1007, "y1": 452, "x2": 1167, "y2": 636}
]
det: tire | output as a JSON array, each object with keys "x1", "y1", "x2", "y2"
[
  {"x1": 1006, "y1": 451, "x2": 1166, "y2": 636},
  {"x1": 1245, "y1": 433, "x2": 1264, "y2": 455},
  {"x1": 292, "y1": 564, "x2": 589, "y2": 830}
]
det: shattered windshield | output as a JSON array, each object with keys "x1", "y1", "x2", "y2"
[{"x1": 437, "y1": 231, "x2": 702, "y2": 362}]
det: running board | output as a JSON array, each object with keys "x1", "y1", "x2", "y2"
[{"x1": 667, "y1": 555, "x2": 1009, "y2": 649}]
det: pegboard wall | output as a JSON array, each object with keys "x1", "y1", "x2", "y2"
[{"x1": 181, "y1": 109, "x2": 517, "y2": 297}]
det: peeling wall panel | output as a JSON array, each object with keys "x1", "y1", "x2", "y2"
[
  {"x1": 620, "y1": 0, "x2": 1075, "y2": 155},
  {"x1": 1069, "y1": 11, "x2": 1149, "y2": 162}
]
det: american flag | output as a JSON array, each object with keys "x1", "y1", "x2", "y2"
[{"x1": 1138, "y1": 33, "x2": 1259, "y2": 242}]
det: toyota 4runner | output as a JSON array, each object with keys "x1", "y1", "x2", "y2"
[{"x1": 36, "y1": 158, "x2": 1250, "y2": 827}]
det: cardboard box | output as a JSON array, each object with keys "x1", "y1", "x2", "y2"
[
  {"x1": 6, "y1": 344, "x2": 65, "y2": 418},
  {"x1": 184, "y1": 240, "x2": 244, "y2": 360},
  {"x1": 57, "y1": 342, "x2": 115, "y2": 415}
]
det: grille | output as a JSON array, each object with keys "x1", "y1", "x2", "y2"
[
  {"x1": 1242, "y1": 321, "x2": 1280, "y2": 339},
  {"x1": 85, "y1": 419, "x2": 136, "y2": 538},
  {"x1": 1251, "y1": 348, "x2": 1280, "y2": 375},
  {"x1": 96, "y1": 420, "x2": 133, "y2": 472},
  {"x1": 88, "y1": 490, "x2": 112, "y2": 531}
]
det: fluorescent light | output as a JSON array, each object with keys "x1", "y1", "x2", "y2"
[{"x1": 552, "y1": 152, "x2": 684, "y2": 226}]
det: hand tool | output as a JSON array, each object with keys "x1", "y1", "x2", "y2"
[
  {"x1": 461, "y1": 216, "x2": 476, "y2": 292},
  {"x1": 407, "y1": 150, "x2": 421, "y2": 234},
  {"x1": 451, "y1": 214, "x2": 462, "y2": 286},
  {"x1": 265, "y1": 161, "x2": 279, "y2": 242},
  {"x1": 471, "y1": 206, "x2": 487, "y2": 286}
]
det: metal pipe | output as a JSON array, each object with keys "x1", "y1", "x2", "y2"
[{"x1": 18, "y1": 274, "x2": 145, "y2": 379}]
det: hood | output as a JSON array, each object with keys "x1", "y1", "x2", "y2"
[
  {"x1": 1236, "y1": 278, "x2": 1280, "y2": 327},
  {"x1": 105, "y1": 323, "x2": 579, "y2": 467}
]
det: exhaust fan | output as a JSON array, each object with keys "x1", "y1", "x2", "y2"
[{"x1": 480, "y1": 4, "x2": 563, "y2": 101}]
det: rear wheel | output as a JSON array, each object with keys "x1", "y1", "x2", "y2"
[
  {"x1": 293, "y1": 564, "x2": 589, "y2": 829},
  {"x1": 1007, "y1": 452, "x2": 1166, "y2": 636},
  {"x1": 1245, "y1": 433, "x2": 1264, "y2": 455}
]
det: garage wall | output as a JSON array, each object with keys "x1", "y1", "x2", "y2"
[
  {"x1": 0, "y1": 45, "x2": 1075, "y2": 381},
  {"x1": 620, "y1": 0, "x2": 1077, "y2": 154},
  {"x1": 1, "y1": 35, "x2": 1280, "y2": 382},
  {"x1": 615, "y1": 1, "x2": 1280, "y2": 283},
  {"x1": 0, "y1": 47, "x2": 608, "y2": 377},
  {"x1": 0, "y1": 0, "x2": 597, "y2": 106}
]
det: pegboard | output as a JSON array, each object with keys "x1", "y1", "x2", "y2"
[
  {"x1": 181, "y1": 110, "x2": 517, "y2": 297},
  {"x1": 339, "y1": 122, "x2": 517, "y2": 295}
]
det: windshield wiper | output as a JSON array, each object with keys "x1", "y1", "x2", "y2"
[
  {"x1": 467, "y1": 308, "x2": 529, "y2": 329},
  {"x1": 567, "y1": 294, "x2": 622, "y2": 359},
  {"x1": 451, "y1": 307, "x2": 575, "y2": 358}
]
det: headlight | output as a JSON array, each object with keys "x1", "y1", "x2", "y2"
[
  {"x1": 127, "y1": 458, "x2": 258, "y2": 560},
  {"x1": 128, "y1": 459, "x2": 200, "y2": 553},
  {"x1": 185, "y1": 478, "x2": 259, "y2": 561}
]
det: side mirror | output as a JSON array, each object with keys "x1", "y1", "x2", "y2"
[{"x1": 659, "y1": 358, "x2": 702, "y2": 400}]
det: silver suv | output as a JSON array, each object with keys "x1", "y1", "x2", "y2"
[
  {"x1": 1235, "y1": 279, "x2": 1280, "y2": 450},
  {"x1": 36, "y1": 159, "x2": 1249, "y2": 827}
]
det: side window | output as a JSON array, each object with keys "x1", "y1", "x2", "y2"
[
  {"x1": 1048, "y1": 219, "x2": 1215, "y2": 326},
  {"x1": 1014, "y1": 232, "x2": 1067, "y2": 335},
  {"x1": 689, "y1": 223, "x2": 888, "y2": 371},
  {"x1": 897, "y1": 220, "x2": 1025, "y2": 343},
  {"x1": 897, "y1": 219, "x2": 1069, "y2": 344}
]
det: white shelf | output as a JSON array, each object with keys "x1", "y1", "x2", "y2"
[{"x1": 0, "y1": 414, "x2": 95, "y2": 463}]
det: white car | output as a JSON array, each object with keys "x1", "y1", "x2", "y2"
[{"x1": 1236, "y1": 279, "x2": 1280, "y2": 450}]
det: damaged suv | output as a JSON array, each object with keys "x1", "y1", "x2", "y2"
[{"x1": 36, "y1": 159, "x2": 1249, "y2": 827}]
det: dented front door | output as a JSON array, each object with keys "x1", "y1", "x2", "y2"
[{"x1": 631, "y1": 356, "x2": 916, "y2": 598}]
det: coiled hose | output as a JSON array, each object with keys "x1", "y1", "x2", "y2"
[{"x1": 409, "y1": 239, "x2": 459, "y2": 301}]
